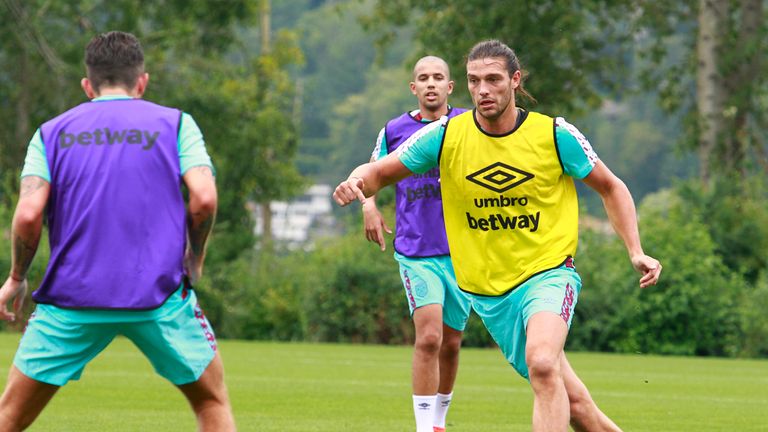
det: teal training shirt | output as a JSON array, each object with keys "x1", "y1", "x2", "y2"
[
  {"x1": 398, "y1": 111, "x2": 599, "y2": 179},
  {"x1": 21, "y1": 94, "x2": 213, "y2": 181},
  {"x1": 20, "y1": 94, "x2": 212, "y2": 323},
  {"x1": 370, "y1": 109, "x2": 431, "y2": 161}
]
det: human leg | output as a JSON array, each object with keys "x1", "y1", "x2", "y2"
[
  {"x1": 124, "y1": 288, "x2": 234, "y2": 431},
  {"x1": 397, "y1": 254, "x2": 451, "y2": 431},
  {"x1": 525, "y1": 312, "x2": 570, "y2": 432},
  {"x1": 411, "y1": 303, "x2": 443, "y2": 432},
  {"x1": 471, "y1": 265, "x2": 582, "y2": 430},
  {"x1": 177, "y1": 352, "x2": 236, "y2": 432},
  {"x1": 412, "y1": 303, "x2": 444, "y2": 395},
  {"x1": 1, "y1": 305, "x2": 118, "y2": 431},
  {"x1": 437, "y1": 324, "x2": 462, "y2": 394},
  {"x1": 436, "y1": 257, "x2": 470, "y2": 396},
  {"x1": 433, "y1": 324, "x2": 463, "y2": 431},
  {"x1": 0, "y1": 366, "x2": 59, "y2": 432},
  {"x1": 561, "y1": 354, "x2": 622, "y2": 432}
]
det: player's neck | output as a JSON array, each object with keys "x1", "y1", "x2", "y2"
[
  {"x1": 476, "y1": 102, "x2": 518, "y2": 135},
  {"x1": 418, "y1": 105, "x2": 449, "y2": 121},
  {"x1": 93, "y1": 86, "x2": 141, "y2": 99}
]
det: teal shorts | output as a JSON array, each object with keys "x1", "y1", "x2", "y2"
[
  {"x1": 394, "y1": 252, "x2": 472, "y2": 331},
  {"x1": 471, "y1": 263, "x2": 581, "y2": 379},
  {"x1": 14, "y1": 287, "x2": 217, "y2": 386}
]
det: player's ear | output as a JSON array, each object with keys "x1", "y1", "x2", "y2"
[
  {"x1": 447, "y1": 80, "x2": 455, "y2": 95},
  {"x1": 409, "y1": 81, "x2": 417, "y2": 96},
  {"x1": 81, "y1": 78, "x2": 97, "y2": 99},
  {"x1": 135, "y1": 73, "x2": 150, "y2": 97},
  {"x1": 510, "y1": 70, "x2": 521, "y2": 89}
]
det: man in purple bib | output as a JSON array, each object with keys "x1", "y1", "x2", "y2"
[
  {"x1": 0, "y1": 31, "x2": 235, "y2": 431},
  {"x1": 364, "y1": 56, "x2": 472, "y2": 432}
]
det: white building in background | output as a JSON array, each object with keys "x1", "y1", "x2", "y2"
[{"x1": 253, "y1": 184, "x2": 337, "y2": 250}]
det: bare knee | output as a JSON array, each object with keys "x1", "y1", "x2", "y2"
[
  {"x1": 569, "y1": 397, "x2": 593, "y2": 426},
  {"x1": 440, "y1": 331, "x2": 462, "y2": 359},
  {"x1": 415, "y1": 328, "x2": 442, "y2": 355},
  {"x1": 526, "y1": 351, "x2": 561, "y2": 386},
  {"x1": 568, "y1": 387, "x2": 599, "y2": 429}
]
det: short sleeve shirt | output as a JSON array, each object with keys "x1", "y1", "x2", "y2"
[
  {"x1": 398, "y1": 112, "x2": 599, "y2": 179},
  {"x1": 21, "y1": 95, "x2": 213, "y2": 181}
]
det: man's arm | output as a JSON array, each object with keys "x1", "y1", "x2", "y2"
[
  {"x1": 582, "y1": 161, "x2": 661, "y2": 288},
  {"x1": 335, "y1": 118, "x2": 445, "y2": 207},
  {"x1": 333, "y1": 152, "x2": 413, "y2": 207},
  {"x1": 362, "y1": 156, "x2": 393, "y2": 251},
  {"x1": 183, "y1": 166, "x2": 217, "y2": 284},
  {"x1": 0, "y1": 176, "x2": 50, "y2": 321}
]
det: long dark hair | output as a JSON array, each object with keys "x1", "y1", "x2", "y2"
[{"x1": 467, "y1": 40, "x2": 536, "y2": 104}]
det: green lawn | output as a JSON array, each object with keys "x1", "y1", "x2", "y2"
[{"x1": 0, "y1": 332, "x2": 766, "y2": 431}]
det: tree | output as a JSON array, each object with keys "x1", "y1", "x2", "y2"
[
  {"x1": 0, "y1": 0, "x2": 255, "y2": 203},
  {"x1": 368, "y1": 0, "x2": 768, "y2": 182},
  {"x1": 365, "y1": 0, "x2": 632, "y2": 116},
  {"x1": 629, "y1": 0, "x2": 767, "y2": 180}
]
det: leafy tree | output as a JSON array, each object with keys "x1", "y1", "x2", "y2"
[
  {"x1": 622, "y1": 0, "x2": 767, "y2": 180},
  {"x1": 571, "y1": 189, "x2": 745, "y2": 356},
  {"x1": 0, "y1": 1, "x2": 304, "y2": 325},
  {"x1": 0, "y1": 0, "x2": 255, "y2": 200},
  {"x1": 365, "y1": 0, "x2": 632, "y2": 115}
]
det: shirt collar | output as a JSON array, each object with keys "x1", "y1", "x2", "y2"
[{"x1": 92, "y1": 94, "x2": 134, "y2": 102}]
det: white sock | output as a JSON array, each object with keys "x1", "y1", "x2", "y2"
[
  {"x1": 413, "y1": 395, "x2": 437, "y2": 432},
  {"x1": 434, "y1": 392, "x2": 453, "y2": 429}
]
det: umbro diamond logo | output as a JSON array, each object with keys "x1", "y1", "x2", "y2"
[{"x1": 465, "y1": 162, "x2": 534, "y2": 193}]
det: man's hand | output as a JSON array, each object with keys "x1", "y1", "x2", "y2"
[
  {"x1": 631, "y1": 254, "x2": 662, "y2": 288},
  {"x1": 333, "y1": 177, "x2": 366, "y2": 207},
  {"x1": 362, "y1": 202, "x2": 392, "y2": 251},
  {"x1": 0, "y1": 276, "x2": 28, "y2": 322}
]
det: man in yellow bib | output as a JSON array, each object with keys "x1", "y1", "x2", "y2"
[{"x1": 333, "y1": 39, "x2": 662, "y2": 431}]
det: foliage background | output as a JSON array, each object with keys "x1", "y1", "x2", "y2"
[{"x1": 1, "y1": 0, "x2": 767, "y2": 358}]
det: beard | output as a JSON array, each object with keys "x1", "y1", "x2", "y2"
[{"x1": 476, "y1": 97, "x2": 511, "y2": 121}]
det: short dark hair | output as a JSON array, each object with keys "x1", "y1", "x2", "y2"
[
  {"x1": 85, "y1": 31, "x2": 144, "y2": 92},
  {"x1": 467, "y1": 40, "x2": 535, "y2": 104}
]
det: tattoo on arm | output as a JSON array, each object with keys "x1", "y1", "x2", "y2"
[
  {"x1": 12, "y1": 233, "x2": 40, "y2": 279},
  {"x1": 189, "y1": 166, "x2": 214, "y2": 180},
  {"x1": 188, "y1": 213, "x2": 215, "y2": 256},
  {"x1": 20, "y1": 177, "x2": 47, "y2": 198}
]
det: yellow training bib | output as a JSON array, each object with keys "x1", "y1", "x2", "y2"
[{"x1": 439, "y1": 110, "x2": 578, "y2": 296}]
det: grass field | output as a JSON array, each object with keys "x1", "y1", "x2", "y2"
[{"x1": 1, "y1": 333, "x2": 766, "y2": 431}]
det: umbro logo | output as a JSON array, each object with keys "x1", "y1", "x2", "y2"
[{"x1": 465, "y1": 162, "x2": 534, "y2": 193}]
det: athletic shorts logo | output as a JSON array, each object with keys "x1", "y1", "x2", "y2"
[
  {"x1": 404, "y1": 270, "x2": 416, "y2": 309},
  {"x1": 194, "y1": 303, "x2": 217, "y2": 351},
  {"x1": 560, "y1": 283, "x2": 575, "y2": 323},
  {"x1": 466, "y1": 162, "x2": 534, "y2": 193}
]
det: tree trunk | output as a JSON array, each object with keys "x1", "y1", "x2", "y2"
[
  {"x1": 696, "y1": 0, "x2": 726, "y2": 182},
  {"x1": 729, "y1": 0, "x2": 763, "y2": 176},
  {"x1": 259, "y1": 0, "x2": 273, "y2": 249},
  {"x1": 14, "y1": 49, "x2": 31, "y2": 170}
]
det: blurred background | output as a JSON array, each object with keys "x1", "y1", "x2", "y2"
[{"x1": 0, "y1": 0, "x2": 766, "y2": 358}]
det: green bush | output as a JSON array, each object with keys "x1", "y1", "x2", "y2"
[{"x1": 570, "y1": 188, "x2": 745, "y2": 356}]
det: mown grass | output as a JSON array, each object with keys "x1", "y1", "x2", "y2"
[{"x1": 0, "y1": 332, "x2": 765, "y2": 431}]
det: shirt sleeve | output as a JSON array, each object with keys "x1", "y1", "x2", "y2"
[
  {"x1": 20, "y1": 128, "x2": 51, "y2": 182},
  {"x1": 396, "y1": 116, "x2": 447, "y2": 174},
  {"x1": 370, "y1": 127, "x2": 388, "y2": 161},
  {"x1": 555, "y1": 117, "x2": 599, "y2": 179},
  {"x1": 178, "y1": 113, "x2": 215, "y2": 175}
]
